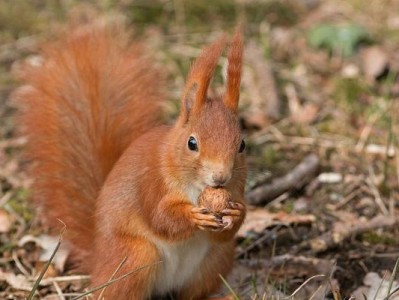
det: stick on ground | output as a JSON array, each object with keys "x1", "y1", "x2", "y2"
[
  {"x1": 246, "y1": 154, "x2": 320, "y2": 206},
  {"x1": 305, "y1": 215, "x2": 396, "y2": 253}
]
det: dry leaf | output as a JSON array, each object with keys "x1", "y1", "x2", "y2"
[
  {"x1": 361, "y1": 46, "x2": 389, "y2": 82},
  {"x1": 0, "y1": 270, "x2": 32, "y2": 291},
  {"x1": 34, "y1": 261, "x2": 58, "y2": 279},
  {"x1": 285, "y1": 83, "x2": 319, "y2": 124},
  {"x1": 290, "y1": 103, "x2": 319, "y2": 124},
  {"x1": 0, "y1": 209, "x2": 12, "y2": 233},
  {"x1": 237, "y1": 208, "x2": 316, "y2": 238},
  {"x1": 364, "y1": 272, "x2": 399, "y2": 300},
  {"x1": 19, "y1": 234, "x2": 70, "y2": 272},
  {"x1": 243, "y1": 111, "x2": 269, "y2": 129}
]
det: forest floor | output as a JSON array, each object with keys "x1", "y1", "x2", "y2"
[{"x1": 1, "y1": 0, "x2": 399, "y2": 299}]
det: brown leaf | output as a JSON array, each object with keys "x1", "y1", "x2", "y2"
[
  {"x1": 0, "y1": 209, "x2": 12, "y2": 233},
  {"x1": 34, "y1": 261, "x2": 58, "y2": 279},
  {"x1": 237, "y1": 208, "x2": 316, "y2": 238},
  {"x1": 290, "y1": 103, "x2": 320, "y2": 124},
  {"x1": 364, "y1": 272, "x2": 399, "y2": 300},
  {"x1": 19, "y1": 234, "x2": 70, "y2": 272},
  {"x1": 361, "y1": 46, "x2": 389, "y2": 82},
  {"x1": 286, "y1": 83, "x2": 319, "y2": 124},
  {"x1": 243, "y1": 111, "x2": 270, "y2": 129},
  {"x1": 0, "y1": 270, "x2": 32, "y2": 291}
]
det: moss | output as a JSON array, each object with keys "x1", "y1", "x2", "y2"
[
  {"x1": 333, "y1": 77, "x2": 370, "y2": 115},
  {"x1": 361, "y1": 231, "x2": 397, "y2": 246},
  {"x1": 183, "y1": 1, "x2": 237, "y2": 30},
  {"x1": 124, "y1": 0, "x2": 235, "y2": 33},
  {"x1": 123, "y1": 0, "x2": 299, "y2": 35},
  {"x1": 244, "y1": 0, "x2": 299, "y2": 27},
  {"x1": 282, "y1": 201, "x2": 294, "y2": 213},
  {"x1": 0, "y1": 0, "x2": 68, "y2": 42},
  {"x1": 0, "y1": 242, "x2": 15, "y2": 254},
  {"x1": 262, "y1": 146, "x2": 282, "y2": 168},
  {"x1": 8, "y1": 188, "x2": 33, "y2": 223}
]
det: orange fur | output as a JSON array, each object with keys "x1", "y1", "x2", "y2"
[
  {"x1": 16, "y1": 20, "x2": 247, "y2": 299},
  {"x1": 224, "y1": 28, "x2": 243, "y2": 112},
  {"x1": 15, "y1": 21, "x2": 164, "y2": 265},
  {"x1": 179, "y1": 36, "x2": 226, "y2": 124}
]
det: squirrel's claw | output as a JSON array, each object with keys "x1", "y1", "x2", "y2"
[
  {"x1": 191, "y1": 206, "x2": 223, "y2": 231},
  {"x1": 228, "y1": 201, "x2": 244, "y2": 211},
  {"x1": 191, "y1": 206, "x2": 210, "y2": 215},
  {"x1": 220, "y1": 208, "x2": 241, "y2": 216},
  {"x1": 222, "y1": 216, "x2": 234, "y2": 230},
  {"x1": 219, "y1": 201, "x2": 245, "y2": 230}
]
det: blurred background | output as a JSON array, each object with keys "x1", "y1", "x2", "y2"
[{"x1": 1, "y1": 0, "x2": 399, "y2": 299}]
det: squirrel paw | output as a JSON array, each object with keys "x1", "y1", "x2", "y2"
[
  {"x1": 191, "y1": 207, "x2": 224, "y2": 232},
  {"x1": 220, "y1": 202, "x2": 245, "y2": 230}
]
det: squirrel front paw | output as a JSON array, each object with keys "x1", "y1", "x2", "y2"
[
  {"x1": 191, "y1": 207, "x2": 224, "y2": 232},
  {"x1": 220, "y1": 202, "x2": 245, "y2": 230}
]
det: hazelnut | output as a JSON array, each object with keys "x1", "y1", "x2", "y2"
[{"x1": 198, "y1": 187, "x2": 232, "y2": 217}]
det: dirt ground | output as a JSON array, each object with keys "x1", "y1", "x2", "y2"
[{"x1": 1, "y1": 0, "x2": 399, "y2": 299}]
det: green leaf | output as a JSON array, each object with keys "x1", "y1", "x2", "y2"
[{"x1": 307, "y1": 23, "x2": 369, "y2": 57}]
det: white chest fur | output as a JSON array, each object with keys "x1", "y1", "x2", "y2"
[
  {"x1": 186, "y1": 186, "x2": 201, "y2": 205},
  {"x1": 152, "y1": 232, "x2": 209, "y2": 295}
]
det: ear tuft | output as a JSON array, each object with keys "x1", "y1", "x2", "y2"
[
  {"x1": 223, "y1": 28, "x2": 243, "y2": 113},
  {"x1": 179, "y1": 36, "x2": 226, "y2": 123},
  {"x1": 184, "y1": 82, "x2": 198, "y2": 114}
]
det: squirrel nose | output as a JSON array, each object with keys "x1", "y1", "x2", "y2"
[
  {"x1": 204, "y1": 161, "x2": 233, "y2": 187},
  {"x1": 211, "y1": 173, "x2": 230, "y2": 187}
]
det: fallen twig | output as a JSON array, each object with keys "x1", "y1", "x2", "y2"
[
  {"x1": 367, "y1": 167, "x2": 389, "y2": 215},
  {"x1": 303, "y1": 215, "x2": 396, "y2": 253},
  {"x1": 39, "y1": 275, "x2": 90, "y2": 285},
  {"x1": 246, "y1": 154, "x2": 320, "y2": 206}
]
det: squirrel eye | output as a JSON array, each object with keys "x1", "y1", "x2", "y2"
[
  {"x1": 239, "y1": 140, "x2": 246, "y2": 153},
  {"x1": 188, "y1": 136, "x2": 198, "y2": 151}
]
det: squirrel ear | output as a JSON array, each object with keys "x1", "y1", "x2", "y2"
[
  {"x1": 179, "y1": 36, "x2": 226, "y2": 124},
  {"x1": 183, "y1": 83, "x2": 198, "y2": 116},
  {"x1": 223, "y1": 28, "x2": 243, "y2": 113}
]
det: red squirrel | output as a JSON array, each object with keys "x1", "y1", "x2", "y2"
[{"x1": 15, "y1": 20, "x2": 247, "y2": 299}]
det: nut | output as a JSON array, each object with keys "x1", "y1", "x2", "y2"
[{"x1": 198, "y1": 187, "x2": 232, "y2": 216}]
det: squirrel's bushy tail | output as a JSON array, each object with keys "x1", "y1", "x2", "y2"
[{"x1": 14, "y1": 21, "x2": 164, "y2": 267}]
